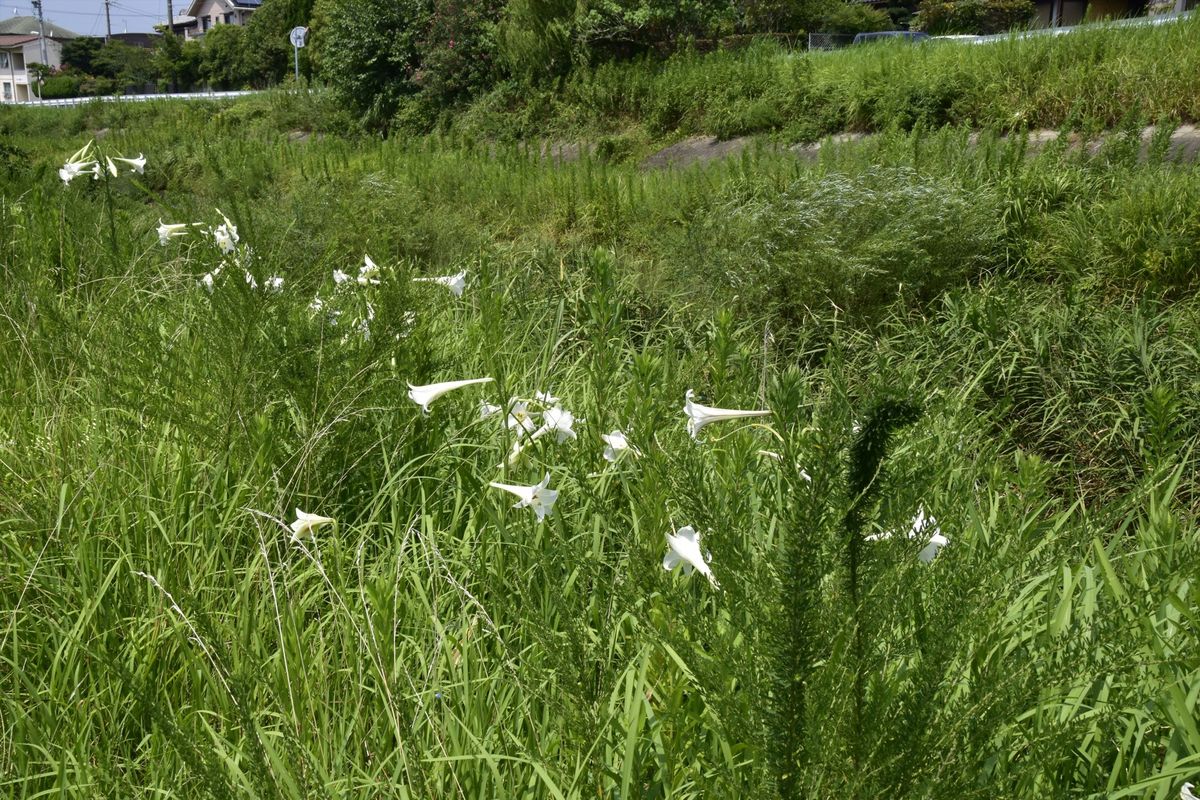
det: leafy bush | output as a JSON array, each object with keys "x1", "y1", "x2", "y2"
[
  {"x1": 154, "y1": 34, "x2": 203, "y2": 92},
  {"x1": 241, "y1": 0, "x2": 316, "y2": 85},
  {"x1": 416, "y1": 0, "x2": 506, "y2": 102},
  {"x1": 312, "y1": 0, "x2": 431, "y2": 127},
  {"x1": 200, "y1": 24, "x2": 253, "y2": 89},
  {"x1": 821, "y1": 1, "x2": 894, "y2": 33},
  {"x1": 685, "y1": 166, "x2": 1005, "y2": 323},
  {"x1": 40, "y1": 74, "x2": 83, "y2": 99},
  {"x1": 912, "y1": 0, "x2": 1036, "y2": 34}
]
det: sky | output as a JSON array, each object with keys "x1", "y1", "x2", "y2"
[{"x1": 9, "y1": 0, "x2": 172, "y2": 36}]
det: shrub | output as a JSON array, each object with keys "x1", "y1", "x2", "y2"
[
  {"x1": 416, "y1": 0, "x2": 506, "y2": 102},
  {"x1": 241, "y1": 0, "x2": 316, "y2": 85},
  {"x1": 912, "y1": 0, "x2": 1036, "y2": 34},
  {"x1": 821, "y1": 1, "x2": 894, "y2": 33},
  {"x1": 200, "y1": 24, "x2": 252, "y2": 89},
  {"x1": 40, "y1": 74, "x2": 83, "y2": 99},
  {"x1": 312, "y1": 0, "x2": 431, "y2": 127}
]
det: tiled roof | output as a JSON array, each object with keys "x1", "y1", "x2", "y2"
[
  {"x1": 0, "y1": 33, "x2": 39, "y2": 47},
  {"x1": 0, "y1": 15, "x2": 78, "y2": 38}
]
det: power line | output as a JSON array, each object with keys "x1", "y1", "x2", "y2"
[{"x1": 11, "y1": 4, "x2": 163, "y2": 18}]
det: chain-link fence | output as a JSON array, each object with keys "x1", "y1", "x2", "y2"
[{"x1": 806, "y1": 33, "x2": 856, "y2": 50}]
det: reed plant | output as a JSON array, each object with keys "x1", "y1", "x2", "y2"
[{"x1": 1, "y1": 107, "x2": 1197, "y2": 799}]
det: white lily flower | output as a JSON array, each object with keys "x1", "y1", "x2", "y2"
[
  {"x1": 157, "y1": 220, "x2": 194, "y2": 246},
  {"x1": 199, "y1": 272, "x2": 215, "y2": 292},
  {"x1": 534, "y1": 390, "x2": 559, "y2": 405},
  {"x1": 414, "y1": 269, "x2": 468, "y2": 298},
  {"x1": 66, "y1": 140, "x2": 95, "y2": 164},
  {"x1": 212, "y1": 211, "x2": 239, "y2": 254},
  {"x1": 309, "y1": 295, "x2": 324, "y2": 313},
  {"x1": 59, "y1": 141, "x2": 99, "y2": 185},
  {"x1": 919, "y1": 532, "x2": 950, "y2": 563},
  {"x1": 1181, "y1": 782, "x2": 1198, "y2": 800},
  {"x1": 290, "y1": 508, "x2": 335, "y2": 541},
  {"x1": 507, "y1": 400, "x2": 539, "y2": 437},
  {"x1": 333, "y1": 269, "x2": 351, "y2": 285},
  {"x1": 865, "y1": 505, "x2": 948, "y2": 563},
  {"x1": 480, "y1": 400, "x2": 502, "y2": 419},
  {"x1": 536, "y1": 406, "x2": 577, "y2": 444},
  {"x1": 407, "y1": 377, "x2": 494, "y2": 414},
  {"x1": 59, "y1": 160, "x2": 99, "y2": 185},
  {"x1": 105, "y1": 156, "x2": 119, "y2": 177},
  {"x1": 684, "y1": 389, "x2": 772, "y2": 440},
  {"x1": 663, "y1": 525, "x2": 719, "y2": 588},
  {"x1": 244, "y1": 271, "x2": 258, "y2": 290},
  {"x1": 111, "y1": 153, "x2": 146, "y2": 174},
  {"x1": 358, "y1": 255, "x2": 381, "y2": 285},
  {"x1": 601, "y1": 430, "x2": 637, "y2": 462},
  {"x1": 756, "y1": 451, "x2": 813, "y2": 482},
  {"x1": 505, "y1": 437, "x2": 528, "y2": 466},
  {"x1": 488, "y1": 473, "x2": 558, "y2": 521},
  {"x1": 265, "y1": 276, "x2": 284, "y2": 293}
]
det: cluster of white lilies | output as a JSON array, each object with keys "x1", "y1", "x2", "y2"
[
  {"x1": 60, "y1": 141, "x2": 949, "y2": 593},
  {"x1": 160, "y1": 212, "x2": 286, "y2": 294},
  {"x1": 58, "y1": 140, "x2": 145, "y2": 185}
]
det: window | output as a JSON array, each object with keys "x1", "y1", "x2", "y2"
[
  {"x1": 0, "y1": 52, "x2": 8, "y2": 69},
  {"x1": 202, "y1": 15, "x2": 210, "y2": 30},
  {"x1": 224, "y1": 13, "x2": 233, "y2": 23},
  {"x1": 2, "y1": 82, "x2": 11, "y2": 101}
]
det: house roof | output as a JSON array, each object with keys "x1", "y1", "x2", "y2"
[
  {"x1": 0, "y1": 33, "x2": 40, "y2": 48},
  {"x1": 0, "y1": 15, "x2": 78, "y2": 38}
]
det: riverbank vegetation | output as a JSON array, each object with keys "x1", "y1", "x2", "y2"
[{"x1": 2, "y1": 101, "x2": 1198, "y2": 797}]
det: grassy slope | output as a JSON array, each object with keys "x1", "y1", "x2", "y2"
[
  {"x1": 1, "y1": 61, "x2": 1199, "y2": 800},
  {"x1": 456, "y1": 14, "x2": 1200, "y2": 144}
]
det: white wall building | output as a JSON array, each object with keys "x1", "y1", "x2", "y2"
[
  {"x1": 171, "y1": 0, "x2": 262, "y2": 40},
  {"x1": 0, "y1": 34, "x2": 65, "y2": 103}
]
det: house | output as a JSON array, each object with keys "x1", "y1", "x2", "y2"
[
  {"x1": 0, "y1": 17, "x2": 75, "y2": 103},
  {"x1": 1033, "y1": 0, "x2": 1194, "y2": 27},
  {"x1": 170, "y1": 0, "x2": 262, "y2": 40}
]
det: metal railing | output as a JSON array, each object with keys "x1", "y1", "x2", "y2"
[{"x1": 11, "y1": 89, "x2": 258, "y2": 107}]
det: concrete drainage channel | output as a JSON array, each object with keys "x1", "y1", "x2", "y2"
[{"x1": 633, "y1": 125, "x2": 1200, "y2": 170}]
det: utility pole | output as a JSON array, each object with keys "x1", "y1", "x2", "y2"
[
  {"x1": 104, "y1": 0, "x2": 112, "y2": 41},
  {"x1": 31, "y1": 0, "x2": 48, "y2": 65},
  {"x1": 166, "y1": 0, "x2": 175, "y2": 33}
]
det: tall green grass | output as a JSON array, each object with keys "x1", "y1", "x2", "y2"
[
  {"x1": 458, "y1": 14, "x2": 1200, "y2": 141},
  {"x1": 1, "y1": 109, "x2": 1198, "y2": 798}
]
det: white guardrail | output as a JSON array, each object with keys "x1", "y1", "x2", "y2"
[
  {"x1": 13, "y1": 89, "x2": 258, "y2": 108},
  {"x1": 941, "y1": 8, "x2": 1192, "y2": 44}
]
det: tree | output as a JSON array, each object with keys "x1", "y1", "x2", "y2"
[
  {"x1": 820, "y1": 1, "x2": 894, "y2": 32},
  {"x1": 497, "y1": 0, "x2": 575, "y2": 83},
  {"x1": 242, "y1": 0, "x2": 317, "y2": 85},
  {"x1": 200, "y1": 24, "x2": 251, "y2": 89},
  {"x1": 912, "y1": 0, "x2": 1035, "y2": 33},
  {"x1": 154, "y1": 33, "x2": 203, "y2": 91},
  {"x1": 740, "y1": 0, "x2": 835, "y2": 33},
  {"x1": 60, "y1": 37, "x2": 104, "y2": 74},
  {"x1": 311, "y1": 0, "x2": 431, "y2": 126},
  {"x1": 417, "y1": 0, "x2": 505, "y2": 102},
  {"x1": 91, "y1": 41, "x2": 155, "y2": 89}
]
